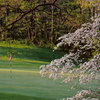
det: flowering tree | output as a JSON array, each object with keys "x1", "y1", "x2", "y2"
[{"x1": 40, "y1": 13, "x2": 100, "y2": 99}]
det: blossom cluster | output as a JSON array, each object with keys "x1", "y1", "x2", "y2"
[
  {"x1": 67, "y1": 90, "x2": 99, "y2": 100},
  {"x1": 58, "y1": 90, "x2": 99, "y2": 100},
  {"x1": 56, "y1": 13, "x2": 100, "y2": 53},
  {"x1": 40, "y1": 14, "x2": 100, "y2": 82},
  {"x1": 40, "y1": 14, "x2": 100, "y2": 99}
]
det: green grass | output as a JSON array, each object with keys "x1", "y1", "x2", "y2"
[
  {"x1": 0, "y1": 42, "x2": 100, "y2": 100},
  {"x1": 0, "y1": 67, "x2": 99, "y2": 100},
  {"x1": 0, "y1": 41, "x2": 65, "y2": 62},
  {"x1": 0, "y1": 92, "x2": 52, "y2": 100}
]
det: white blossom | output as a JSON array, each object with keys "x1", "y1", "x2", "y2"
[{"x1": 40, "y1": 14, "x2": 100, "y2": 100}]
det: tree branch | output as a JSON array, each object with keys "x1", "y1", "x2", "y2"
[
  {"x1": 1, "y1": 2, "x2": 59, "y2": 32},
  {"x1": 53, "y1": 0, "x2": 58, "y2": 4}
]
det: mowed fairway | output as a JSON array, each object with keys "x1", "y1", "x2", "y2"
[{"x1": 0, "y1": 42, "x2": 100, "y2": 100}]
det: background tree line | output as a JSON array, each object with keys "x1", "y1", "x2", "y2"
[{"x1": 0, "y1": 0, "x2": 99, "y2": 48}]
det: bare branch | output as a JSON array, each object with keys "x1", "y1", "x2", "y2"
[
  {"x1": 53, "y1": 0, "x2": 58, "y2": 4},
  {"x1": 1, "y1": 2, "x2": 60, "y2": 33}
]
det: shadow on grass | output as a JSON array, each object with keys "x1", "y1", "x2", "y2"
[
  {"x1": 0, "y1": 92, "x2": 53, "y2": 100},
  {"x1": 0, "y1": 46, "x2": 65, "y2": 62}
]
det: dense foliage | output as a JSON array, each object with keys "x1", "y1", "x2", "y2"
[{"x1": 0, "y1": 0, "x2": 99, "y2": 48}]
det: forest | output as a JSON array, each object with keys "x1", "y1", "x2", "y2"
[{"x1": 0, "y1": 0, "x2": 99, "y2": 48}]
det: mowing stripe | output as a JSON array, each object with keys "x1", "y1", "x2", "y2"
[
  {"x1": 0, "y1": 69, "x2": 39, "y2": 74},
  {"x1": 0, "y1": 68, "x2": 81, "y2": 77},
  {"x1": 0, "y1": 85, "x2": 47, "y2": 89},
  {"x1": 0, "y1": 56, "x2": 49, "y2": 64},
  {"x1": 0, "y1": 69, "x2": 80, "y2": 76}
]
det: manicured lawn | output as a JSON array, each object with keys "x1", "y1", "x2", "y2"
[
  {"x1": 0, "y1": 92, "x2": 52, "y2": 100},
  {"x1": 0, "y1": 67, "x2": 99, "y2": 100},
  {"x1": 0, "y1": 41, "x2": 65, "y2": 62},
  {"x1": 0, "y1": 42, "x2": 100, "y2": 100}
]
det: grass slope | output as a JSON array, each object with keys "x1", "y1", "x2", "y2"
[
  {"x1": 0, "y1": 41, "x2": 65, "y2": 62},
  {"x1": 0, "y1": 42, "x2": 100, "y2": 100}
]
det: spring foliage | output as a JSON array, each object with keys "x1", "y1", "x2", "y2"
[{"x1": 40, "y1": 13, "x2": 100, "y2": 99}]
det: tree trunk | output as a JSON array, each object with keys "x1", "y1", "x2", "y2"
[
  {"x1": 50, "y1": 0, "x2": 54, "y2": 43},
  {"x1": 88, "y1": 7, "x2": 91, "y2": 18},
  {"x1": 93, "y1": 7, "x2": 95, "y2": 17}
]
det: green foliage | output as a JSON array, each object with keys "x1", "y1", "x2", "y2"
[
  {"x1": 0, "y1": 0, "x2": 94, "y2": 48},
  {"x1": 76, "y1": 0, "x2": 100, "y2": 8}
]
